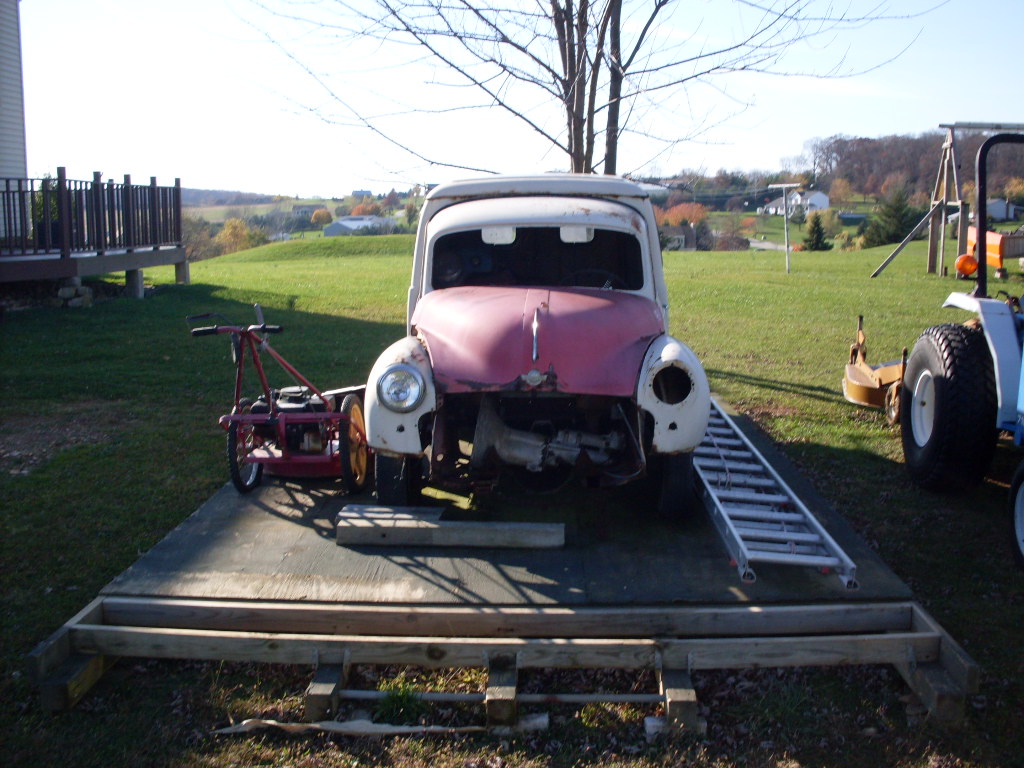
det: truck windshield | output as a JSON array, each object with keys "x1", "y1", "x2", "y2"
[{"x1": 431, "y1": 227, "x2": 644, "y2": 290}]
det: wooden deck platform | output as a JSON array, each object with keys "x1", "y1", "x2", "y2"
[{"x1": 28, "y1": 411, "x2": 979, "y2": 726}]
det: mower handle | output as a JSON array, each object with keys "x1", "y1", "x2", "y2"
[{"x1": 190, "y1": 324, "x2": 283, "y2": 337}]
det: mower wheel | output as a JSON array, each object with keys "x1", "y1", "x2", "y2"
[
  {"x1": 339, "y1": 394, "x2": 370, "y2": 494},
  {"x1": 375, "y1": 453, "x2": 421, "y2": 507},
  {"x1": 649, "y1": 452, "x2": 698, "y2": 518},
  {"x1": 884, "y1": 382, "x2": 901, "y2": 426},
  {"x1": 1009, "y1": 462, "x2": 1024, "y2": 570},
  {"x1": 227, "y1": 421, "x2": 263, "y2": 493},
  {"x1": 900, "y1": 323, "x2": 997, "y2": 491}
]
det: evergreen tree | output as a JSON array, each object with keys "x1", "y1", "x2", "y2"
[
  {"x1": 803, "y1": 212, "x2": 833, "y2": 251},
  {"x1": 862, "y1": 187, "x2": 922, "y2": 247}
]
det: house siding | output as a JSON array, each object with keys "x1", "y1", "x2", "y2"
[{"x1": 0, "y1": 0, "x2": 28, "y2": 179}]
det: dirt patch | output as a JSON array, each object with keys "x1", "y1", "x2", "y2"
[
  {"x1": 0, "y1": 400, "x2": 127, "y2": 475},
  {"x1": 0, "y1": 278, "x2": 128, "y2": 314}
]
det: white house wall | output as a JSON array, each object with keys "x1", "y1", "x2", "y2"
[{"x1": 0, "y1": 0, "x2": 28, "y2": 179}]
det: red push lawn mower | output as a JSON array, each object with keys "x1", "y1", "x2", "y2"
[{"x1": 188, "y1": 305, "x2": 371, "y2": 494}]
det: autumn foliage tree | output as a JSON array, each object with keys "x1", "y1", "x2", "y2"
[
  {"x1": 1005, "y1": 177, "x2": 1024, "y2": 207},
  {"x1": 311, "y1": 208, "x2": 333, "y2": 226},
  {"x1": 656, "y1": 202, "x2": 708, "y2": 227},
  {"x1": 352, "y1": 201, "x2": 383, "y2": 217},
  {"x1": 210, "y1": 218, "x2": 269, "y2": 255}
]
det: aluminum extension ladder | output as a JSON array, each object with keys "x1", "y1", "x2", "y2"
[{"x1": 694, "y1": 399, "x2": 859, "y2": 590}]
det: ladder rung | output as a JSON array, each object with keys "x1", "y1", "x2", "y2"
[
  {"x1": 694, "y1": 458, "x2": 765, "y2": 474},
  {"x1": 743, "y1": 550, "x2": 842, "y2": 568},
  {"x1": 714, "y1": 489, "x2": 790, "y2": 505},
  {"x1": 702, "y1": 472, "x2": 778, "y2": 489},
  {"x1": 722, "y1": 507, "x2": 806, "y2": 524},
  {"x1": 735, "y1": 527, "x2": 823, "y2": 545},
  {"x1": 694, "y1": 446, "x2": 755, "y2": 461}
]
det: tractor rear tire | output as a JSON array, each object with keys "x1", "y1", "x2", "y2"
[
  {"x1": 900, "y1": 323, "x2": 997, "y2": 491},
  {"x1": 1008, "y1": 461, "x2": 1024, "y2": 570}
]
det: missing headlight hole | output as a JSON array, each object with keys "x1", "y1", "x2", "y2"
[{"x1": 652, "y1": 366, "x2": 692, "y2": 405}]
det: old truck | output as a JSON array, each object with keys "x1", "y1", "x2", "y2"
[{"x1": 364, "y1": 175, "x2": 710, "y2": 514}]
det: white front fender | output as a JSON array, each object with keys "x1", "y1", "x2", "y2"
[
  {"x1": 637, "y1": 335, "x2": 710, "y2": 453},
  {"x1": 365, "y1": 336, "x2": 436, "y2": 455}
]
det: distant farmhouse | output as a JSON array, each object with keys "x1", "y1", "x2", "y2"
[
  {"x1": 760, "y1": 190, "x2": 830, "y2": 217},
  {"x1": 324, "y1": 215, "x2": 396, "y2": 236}
]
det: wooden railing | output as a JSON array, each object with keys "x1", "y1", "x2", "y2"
[{"x1": 0, "y1": 167, "x2": 181, "y2": 258}]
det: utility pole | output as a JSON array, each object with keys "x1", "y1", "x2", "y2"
[{"x1": 769, "y1": 183, "x2": 800, "y2": 273}]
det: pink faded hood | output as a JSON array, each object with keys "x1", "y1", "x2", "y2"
[{"x1": 411, "y1": 286, "x2": 664, "y2": 395}]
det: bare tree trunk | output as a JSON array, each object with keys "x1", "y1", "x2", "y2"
[{"x1": 604, "y1": 0, "x2": 622, "y2": 175}]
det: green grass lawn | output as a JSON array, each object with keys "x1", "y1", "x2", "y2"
[{"x1": 2, "y1": 235, "x2": 1023, "y2": 767}]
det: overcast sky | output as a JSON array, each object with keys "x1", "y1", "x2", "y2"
[{"x1": 17, "y1": 0, "x2": 1023, "y2": 197}]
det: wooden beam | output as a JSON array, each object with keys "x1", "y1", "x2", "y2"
[
  {"x1": 658, "y1": 668, "x2": 704, "y2": 734},
  {"x1": 894, "y1": 658, "x2": 966, "y2": 724},
  {"x1": 98, "y1": 596, "x2": 916, "y2": 640},
  {"x1": 68, "y1": 623, "x2": 941, "y2": 674},
  {"x1": 305, "y1": 657, "x2": 350, "y2": 721},
  {"x1": 70, "y1": 625, "x2": 656, "y2": 669},
  {"x1": 27, "y1": 597, "x2": 106, "y2": 683},
  {"x1": 485, "y1": 654, "x2": 518, "y2": 727},
  {"x1": 910, "y1": 605, "x2": 980, "y2": 695},
  {"x1": 37, "y1": 653, "x2": 115, "y2": 712}
]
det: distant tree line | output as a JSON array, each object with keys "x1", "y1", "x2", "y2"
[{"x1": 180, "y1": 189, "x2": 281, "y2": 207}]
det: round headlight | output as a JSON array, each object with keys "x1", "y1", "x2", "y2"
[{"x1": 377, "y1": 363, "x2": 426, "y2": 413}]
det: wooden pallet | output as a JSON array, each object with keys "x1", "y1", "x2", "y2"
[{"x1": 28, "y1": 596, "x2": 978, "y2": 727}]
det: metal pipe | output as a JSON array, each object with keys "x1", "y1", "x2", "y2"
[{"x1": 973, "y1": 133, "x2": 1024, "y2": 299}]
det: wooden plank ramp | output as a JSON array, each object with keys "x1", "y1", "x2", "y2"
[{"x1": 28, "y1": 596, "x2": 978, "y2": 727}]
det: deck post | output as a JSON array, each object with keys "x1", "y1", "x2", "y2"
[
  {"x1": 57, "y1": 167, "x2": 71, "y2": 259},
  {"x1": 173, "y1": 178, "x2": 182, "y2": 244},
  {"x1": 125, "y1": 268, "x2": 144, "y2": 298},
  {"x1": 92, "y1": 172, "x2": 106, "y2": 255},
  {"x1": 123, "y1": 174, "x2": 135, "y2": 252},
  {"x1": 149, "y1": 177, "x2": 159, "y2": 247}
]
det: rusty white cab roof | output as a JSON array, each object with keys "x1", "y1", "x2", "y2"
[
  {"x1": 406, "y1": 175, "x2": 668, "y2": 329},
  {"x1": 424, "y1": 174, "x2": 652, "y2": 204}
]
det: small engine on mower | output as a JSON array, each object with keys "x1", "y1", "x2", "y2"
[{"x1": 250, "y1": 386, "x2": 333, "y2": 454}]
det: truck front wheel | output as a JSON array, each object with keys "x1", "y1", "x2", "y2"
[
  {"x1": 648, "y1": 452, "x2": 698, "y2": 518},
  {"x1": 900, "y1": 323, "x2": 997, "y2": 491},
  {"x1": 375, "y1": 454, "x2": 422, "y2": 506}
]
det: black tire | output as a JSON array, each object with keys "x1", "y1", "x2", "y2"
[
  {"x1": 649, "y1": 452, "x2": 697, "y2": 518},
  {"x1": 899, "y1": 323, "x2": 997, "y2": 491},
  {"x1": 339, "y1": 394, "x2": 371, "y2": 494},
  {"x1": 375, "y1": 453, "x2": 421, "y2": 507},
  {"x1": 1009, "y1": 462, "x2": 1024, "y2": 570},
  {"x1": 227, "y1": 421, "x2": 263, "y2": 493}
]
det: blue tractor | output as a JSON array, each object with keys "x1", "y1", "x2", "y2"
[{"x1": 896, "y1": 133, "x2": 1024, "y2": 566}]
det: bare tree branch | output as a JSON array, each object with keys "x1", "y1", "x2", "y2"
[{"x1": 251, "y1": 0, "x2": 942, "y2": 176}]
